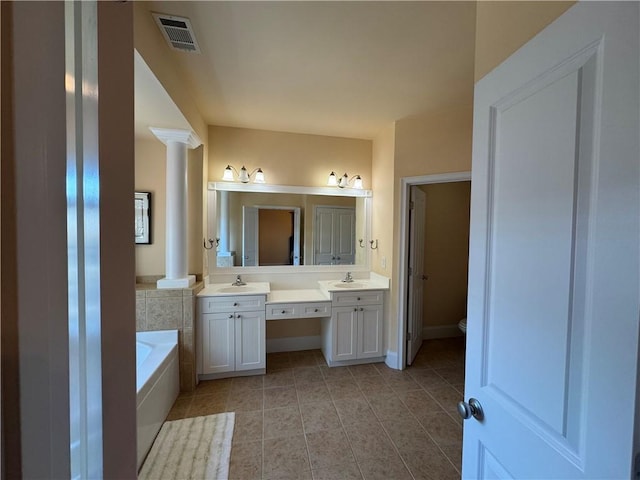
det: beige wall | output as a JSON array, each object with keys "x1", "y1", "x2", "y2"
[
  {"x1": 134, "y1": 1, "x2": 209, "y2": 279},
  {"x1": 474, "y1": 1, "x2": 575, "y2": 81},
  {"x1": 421, "y1": 182, "x2": 471, "y2": 329},
  {"x1": 209, "y1": 126, "x2": 372, "y2": 188},
  {"x1": 135, "y1": 138, "x2": 166, "y2": 276}
]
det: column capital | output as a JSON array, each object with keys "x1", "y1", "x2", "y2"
[{"x1": 149, "y1": 127, "x2": 202, "y2": 149}]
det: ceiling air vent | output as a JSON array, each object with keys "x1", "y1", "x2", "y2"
[{"x1": 153, "y1": 13, "x2": 201, "y2": 53}]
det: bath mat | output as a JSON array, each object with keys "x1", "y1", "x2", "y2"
[{"x1": 139, "y1": 412, "x2": 235, "y2": 480}]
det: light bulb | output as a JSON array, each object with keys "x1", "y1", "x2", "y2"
[
  {"x1": 238, "y1": 166, "x2": 250, "y2": 183},
  {"x1": 353, "y1": 175, "x2": 363, "y2": 189},
  {"x1": 222, "y1": 165, "x2": 234, "y2": 181},
  {"x1": 327, "y1": 171, "x2": 338, "y2": 186},
  {"x1": 254, "y1": 168, "x2": 265, "y2": 183}
]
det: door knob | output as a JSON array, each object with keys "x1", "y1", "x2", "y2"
[{"x1": 457, "y1": 398, "x2": 484, "y2": 421}]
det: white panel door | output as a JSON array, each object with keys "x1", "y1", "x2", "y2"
[
  {"x1": 235, "y1": 310, "x2": 265, "y2": 371},
  {"x1": 334, "y1": 208, "x2": 356, "y2": 265},
  {"x1": 201, "y1": 313, "x2": 234, "y2": 374},
  {"x1": 406, "y1": 186, "x2": 426, "y2": 365},
  {"x1": 464, "y1": 2, "x2": 639, "y2": 478},
  {"x1": 332, "y1": 307, "x2": 358, "y2": 361},
  {"x1": 357, "y1": 304, "x2": 383, "y2": 359},
  {"x1": 314, "y1": 207, "x2": 335, "y2": 265}
]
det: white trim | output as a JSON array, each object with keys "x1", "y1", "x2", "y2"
[
  {"x1": 266, "y1": 335, "x2": 322, "y2": 353},
  {"x1": 157, "y1": 275, "x2": 196, "y2": 289},
  {"x1": 422, "y1": 325, "x2": 464, "y2": 339},
  {"x1": 385, "y1": 350, "x2": 399, "y2": 370},
  {"x1": 397, "y1": 171, "x2": 471, "y2": 369},
  {"x1": 149, "y1": 127, "x2": 202, "y2": 149},
  {"x1": 210, "y1": 181, "x2": 372, "y2": 198}
]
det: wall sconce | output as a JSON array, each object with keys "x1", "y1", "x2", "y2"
[
  {"x1": 327, "y1": 172, "x2": 363, "y2": 189},
  {"x1": 223, "y1": 165, "x2": 265, "y2": 184}
]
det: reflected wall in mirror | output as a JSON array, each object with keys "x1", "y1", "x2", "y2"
[{"x1": 213, "y1": 187, "x2": 368, "y2": 268}]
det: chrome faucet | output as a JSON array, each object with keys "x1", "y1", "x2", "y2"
[
  {"x1": 342, "y1": 271, "x2": 354, "y2": 283},
  {"x1": 232, "y1": 275, "x2": 247, "y2": 286}
]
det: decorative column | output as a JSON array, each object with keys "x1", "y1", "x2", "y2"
[{"x1": 150, "y1": 127, "x2": 202, "y2": 289}]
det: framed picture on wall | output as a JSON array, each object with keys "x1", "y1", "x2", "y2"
[{"x1": 135, "y1": 191, "x2": 151, "y2": 244}]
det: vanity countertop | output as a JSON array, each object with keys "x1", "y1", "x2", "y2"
[
  {"x1": 266, "y1": 289, "x2": 330, "y2": 304},
  {"x1": 197, "y1": 282, "x2": 271, "y2": 297},
  {"x1": 318, "y1": 277, "x2": 390, "y2": 293}
]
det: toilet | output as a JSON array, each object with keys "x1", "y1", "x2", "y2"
[{"x1": 458, "y1": 317, "x2": 467, "y2": 335}]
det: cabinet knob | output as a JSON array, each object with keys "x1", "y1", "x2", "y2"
[
  {"x1": 354, "y1": 308, "x2": 358, "y2": 311},
  {"x1": 233, "y1": 302, "x2": 238, "y2": 306},
  {"x1": 360, "y1": 308, "x2": 364, "y2": 311},
  {"x1": 228, "y1": 314, "x2": 233, "y2": 319},
  {"x1": 236, "y1": 314, "x2": 241, "y2": 318},
  {"x1": 314, "y1": 308, "x2": 318, "y2": 312},
  {"x1": 281, "y1": 310, "x2": 286, "y2": 314},
  {"x1": 357, "y1": 297, "x2": 361, "y2": 301}
]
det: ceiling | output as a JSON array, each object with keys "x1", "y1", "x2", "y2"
[{"x1": 135, "y1": 1, "x2": 477, "y2": 140}]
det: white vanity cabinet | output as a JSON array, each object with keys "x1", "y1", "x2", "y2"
[
  {"x1": 321, "y1": 290, "x2": 384, "y2": 366},
  {"x1": 199, "y1": 295, "x2": 266, "y2": 376}
]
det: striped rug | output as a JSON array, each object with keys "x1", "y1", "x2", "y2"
[{"x1": 139, "y1": 412, "x2": 235, "y2": 480}]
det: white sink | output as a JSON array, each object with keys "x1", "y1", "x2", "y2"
[
  {"x1": 334, "y1": 282, "x2": 368, "y2": 289},
  {"x1": 198, "y1": 282, "x2": 271, "y2": 296},
  {"x1": 217, "y1": 286, "x2": 259, "y2": 293}
]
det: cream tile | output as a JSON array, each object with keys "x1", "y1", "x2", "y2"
[
  {"x1": 408, "y1": 367, "x2": 449, "y2": 389},
  {"x1": 226, "y1": 389, "x2": 263, "y2": 412},
  {"x1": 290, "y1": 351, "x2": 319, "y2": 367},
  {"x1": 384, "y1": 374, "x2": 421, "y2": 393},
  {"x1": 195, "y1": 378, "x2": 232, "y2": 395},
  {"x1": 319, "y1": 365, "x2": 353, "y2": 381},
  {"x1": 230, "y1": 375, "x2": 264, "y2": 392},
  {"x1": 366, "y1": 392, "x2": 410, "y2": 421},
  {"x1": 296, "y1": 382, "x2": 331, "y2": 404},
  {"x1": 401, "y1": 448, "x2": 460, "y2": 480},
  {"x1": 145, "y1": 297, "x2": 182, "y2": 330},
  {"x1": 326, "y1": 378, "x2": 364, "y2": 401},
  {"x1": 343, "y1": 423, "x2": 396, "y2": 462},
  {"x1": 264, "y1": 406, "x2": 303, "y2": 439},
  {"x1": 229, "y1": 440, "x2": 262, "y2": 480},
  {"x1": 381, "y1": 416, "x2": 435, "y2": 452},
  {"x1": 264, "y1": 369, "x2": 295, "y2": 388},
  {"x1": 165, "y1": 397, "x2": 190, "y2": 421},
  {"x1": 357, "y1": 452, "x2": 413, "y2": 480},
  {"x1": 232, "y1": 410, "x2": 263, "y2": 444},
  {"x1": 264, "y1": 385, "x2": 298, "y2": 409},
  {"x1": 426, "y1": 384, "x2": 463, "y2": 416},
  {"x1": 263, "y1": 435, "x2": 310, "y2": 479},
  {"x1": 347, "y1": 364, "x2": 380, "y2": 377},
  {"x1": 397, "y1": 389, "x2": 444, "y2": 418},
  {"x1": 187, "y1": 394, "x2": 227, "y2": 417},
  {"x1": 434, "y1": 366, "x2": 465, "y2": 385},
  {"x1": 146, "y1": 288, "x2": 182, "y2": 298},
  {"x1": 294, "y1": 366, "x2": 324, "y2": 385},
  {"x1": 312, "y1": 460, "x2": 363, "y2": 480},
  {"x1": 419, "y1": 412, "x2": 463, "y2": 447},
  {"x1": 300, "y1": 401, "x2": 341, "y2": 434},
  {"x1": 182, "y1": 296, "x2": 194, "y2": 329},
  {"x1": 333, "y1": 397, "x2": 377, "y2": 426},
  {"x1": 136, "y1": 298, "x2": 146, "y2": 330},
  {"x1": 306, "y1": 429, "x2": 354, "y2": 470}
]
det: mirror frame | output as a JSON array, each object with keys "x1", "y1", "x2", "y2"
[{"x1": 207, "y1": 182, "x2": 373, "y2": 274}]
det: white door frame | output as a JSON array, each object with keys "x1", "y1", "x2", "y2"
[{"x1": 396, "y1": 171, "x2": 471, "y2": 369}]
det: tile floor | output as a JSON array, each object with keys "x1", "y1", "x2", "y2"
[{"x1": 167, "y1": 337, "x2": 466, "y2": 480}]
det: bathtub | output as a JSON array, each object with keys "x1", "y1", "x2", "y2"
[{"x1": 136, "y1": 330, "x2": 180, "y2": 471}]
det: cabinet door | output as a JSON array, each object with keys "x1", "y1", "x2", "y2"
[
  {"x1": 332, "y1": 307, "x2": 358, "y2": 361},
  {"x1": 235, "y1": 310, "x2": 266, "y2": 371},
  {"x1": 202, "y1": 312, "x2": 235, "y2": 374},
  {"x1": 357, "y1": 305, "x2": 383, "y2": 359}
]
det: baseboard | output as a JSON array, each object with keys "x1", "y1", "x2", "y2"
[
  {"x1": 266, "y1": 335, "x2": 322, "y2": 353},
  {"x1": 423, "y1": 325, "x2": 463, "y2": 339},
  {"x1": 385, "y1": 350, "x2": 399, "y2": 370}
]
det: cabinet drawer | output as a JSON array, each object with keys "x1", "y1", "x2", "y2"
[
  {"x1": 331, "y1": 290, "x2": 383, "y2": 307},
  {"x1": 265, "y1": 301, "x2": 331, "y2": 320},
  {"x1": 199, "y1": 295, "x2": 266, "y2": 314}
]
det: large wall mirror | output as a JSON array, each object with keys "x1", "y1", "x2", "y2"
[{"x1": 208, "y1": 183, "x2": 371, "y2": 270}]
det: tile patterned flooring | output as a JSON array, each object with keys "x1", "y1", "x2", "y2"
[{"x1": 167, "y1": 338, "x2": 465, "y2": 480}]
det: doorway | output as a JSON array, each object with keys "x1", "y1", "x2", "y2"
[{"x1": 398, "y1": 172, "x2": 472, "y2": 368}]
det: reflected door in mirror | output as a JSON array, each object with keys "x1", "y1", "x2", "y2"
[{"x1": 314, "y1": 206, "x2": 356, "y2": 265}]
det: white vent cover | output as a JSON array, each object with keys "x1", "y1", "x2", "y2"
[{"x1": 152, "y1": 13, "x2": 201, "y2": 53}]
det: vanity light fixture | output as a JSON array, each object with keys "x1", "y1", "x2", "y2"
[
  {"x1": 223, "y1": 165, "x2": 265, "y2": 184},
  {"x1": 327, "y1": 172, "x2": 363, "y2": 189}
]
